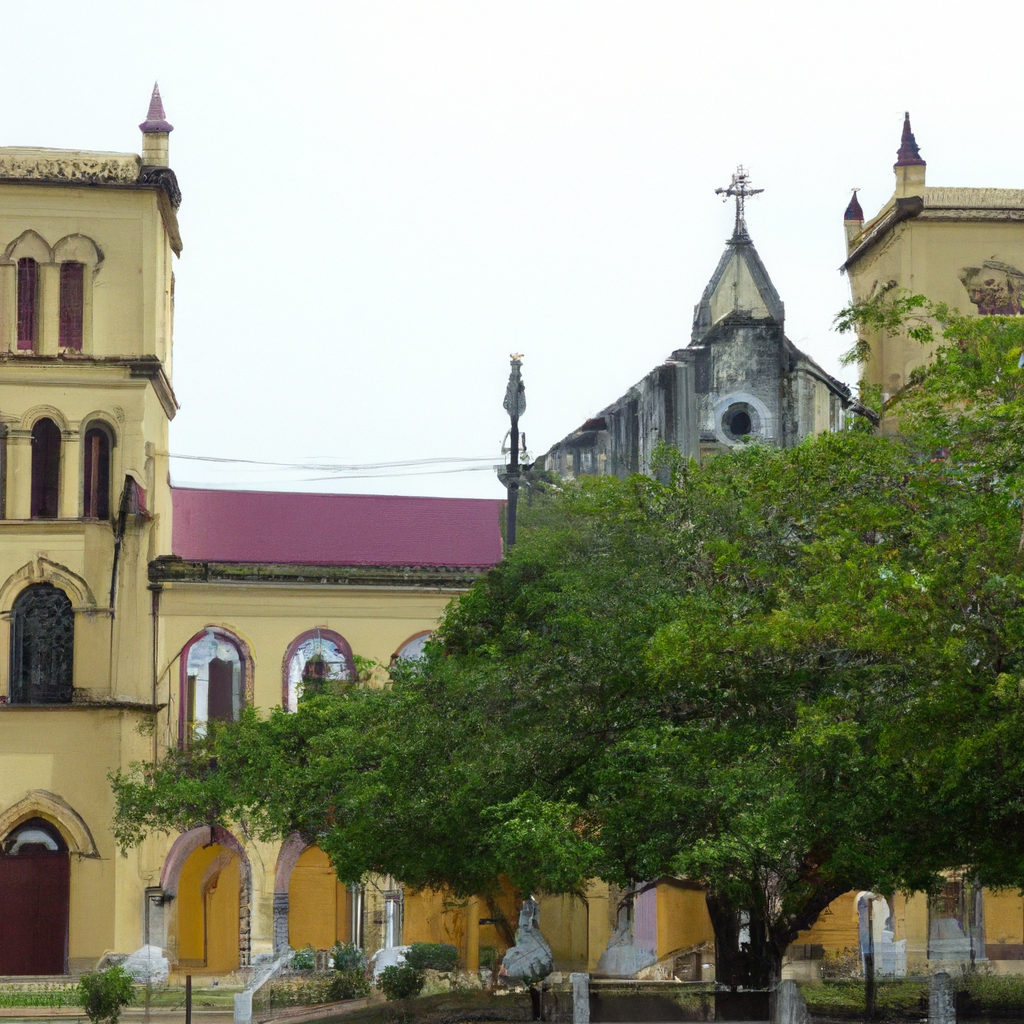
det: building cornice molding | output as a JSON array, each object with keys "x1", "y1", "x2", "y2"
[
  {"x1": 149, "y1": 555, "x2": 486, "y2": 591},
  {"x1": 0, "y1": 353, "x2": 178, "y2": 419}
]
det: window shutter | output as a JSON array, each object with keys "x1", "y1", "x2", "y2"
[
  {"x1": 59, "y1": 262, "x2": 84, "y2": 350},
  {"x1": 16, "y1": 259, "x2": 37, "y2": 350}
]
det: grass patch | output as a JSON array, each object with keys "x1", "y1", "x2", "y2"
[
  {"x1": 0, "y1": 987, "x2": 80, "y2": 1009},
  {"x1": 311, "y1": 989, "x2": 533, "y2": 1024},
  {"x1": 797, "y1": 980, "x2": 928, "y2": 1021}
]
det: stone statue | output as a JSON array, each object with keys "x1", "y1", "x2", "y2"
[
  {"x1": 596, "y1": 897, "x2": 657, "y2": 977},
  {"x1": 500, "y1": 897, "x2": 553, "y2": 982}
]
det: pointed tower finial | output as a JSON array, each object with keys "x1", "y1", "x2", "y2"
[
  {"x1": 140, "y1": 83, "x2": 174, "y2": 134},
  {"x1": 895, "y1": 111, "x2": 924, "y2": 167},
  {"x1": 844, "y1": 189, "x2": 864, "y2": 222}
]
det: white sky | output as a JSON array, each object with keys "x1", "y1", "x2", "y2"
[{"x1": 2, "y1": 2, "x2": 1017, "y2": 498}]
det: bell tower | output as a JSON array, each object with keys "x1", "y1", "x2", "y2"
[{"x1": 0, "y1": 86, "x2": 182, "y2": 702}]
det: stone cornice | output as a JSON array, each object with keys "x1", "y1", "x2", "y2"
[
  {"x1": 149, "y1": 555, "x2": 485, "y2": 591},
  {"x1": 0, "y1": 147, "x2": 140, "y2": 184},
  {"x1": 0, "y1": 353, "x2": 178, "y2": 419}
]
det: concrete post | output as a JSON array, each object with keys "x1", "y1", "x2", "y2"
[
  {"x1": 930, "y1": 970, "x2": 956, "y2": 1024},
  {"x1": 272, "y1": 892, "x2": 289, "y2": 953},
  {"x1": 570, "y1": 973, "x2": 589, "y2": 1024}
]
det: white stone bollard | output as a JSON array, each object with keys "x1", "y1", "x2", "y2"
[
  {"x1": 930, "y1": 970, "x2": 956, "y2": 1024},
  {"x1": 570, "y1": 972, "x2": 590, "y2": 1024}
]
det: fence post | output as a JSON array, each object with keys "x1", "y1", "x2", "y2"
[
  {"x1": 930, "y1": 970, "x2": 956, "y2": 1024},
  {"x1": 570, "y1": 973, "x2": 590, "y2": 1024}
]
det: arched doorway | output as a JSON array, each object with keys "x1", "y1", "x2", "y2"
[
  {"x1": 176, "y1": 842, "x2": 241, "y2": 972},
  {"x1": 161, "y1": 826, "x2": 251, "y2": 971},
  {"x1": 0, "y1": 818, "x2": 70, "y2": 974}
]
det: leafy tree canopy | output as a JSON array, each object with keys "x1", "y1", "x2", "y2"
[{"x1": 113, "y1": 294, "x2": 1024, "y2": 984}]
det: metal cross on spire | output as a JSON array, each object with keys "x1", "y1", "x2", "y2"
[{"x1": 715, "y1": 166, "x2": 763, "y2": 241}]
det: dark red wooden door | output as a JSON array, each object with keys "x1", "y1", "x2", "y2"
[{"x1": 0, "y1": 852, "x2": 70, "y2": 974}]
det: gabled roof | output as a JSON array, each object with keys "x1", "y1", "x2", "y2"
[
  {"x1": 170, "y1": 488, "x2": 504, "y2": 569},
  {"x1": 691, "y1": 230, "x2": 784, "y2": 343}
]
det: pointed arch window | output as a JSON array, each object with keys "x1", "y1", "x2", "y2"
[
  {"x1": 283, "y1": 629, "x2": 354, "y2": 711},
  {"x1": 30, "y1": 419, "x2": 61, "y2": 519},
  {"x1": 181, "y1": 629, "x2": 250, "y2": 744},
  {"x1": 82, "y1": 426, "x2": 111, "y2": 519},
  {"x1": 9, "y1": 583, "x2": 74, "y2": 704},
  {"x1": 58, "y1": 262, "x2": 84, "y2": 351},
  {"x1": 16, "y1": 258, "x2": 38, "y2": 351}
]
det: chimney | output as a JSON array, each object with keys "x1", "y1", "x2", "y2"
[
  {"x1": 844, "y1": 189, "x2": 864, "y2": 250},
  {"x1": 893, "y1": 111, "x2": 925, "y2": 198},
  {"x1": 139, "y1": 83, "x2": 173, "y2": 167}
]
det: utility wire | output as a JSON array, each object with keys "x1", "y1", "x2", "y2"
[{"x1": 166, "y1": 452, "x2": 498, "y2": 472}]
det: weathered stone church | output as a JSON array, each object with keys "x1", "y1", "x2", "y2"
[{"x1": 544, "y1": 170, "x2": 851, "y2": 479}]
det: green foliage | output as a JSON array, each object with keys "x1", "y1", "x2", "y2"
[
  {"x1": 77, "y1": 967, "x2": 135, "y2": 1024},
  {"x1": 261, "y1": 970, "x2": 369, "y2": 1009},
  {"x1": 110, "y1": 300, "x2": 1024, "y2": 984},
  {"x1": 478, "y1": 946, "x2": 498, "y2": 969},
  {"x1": 378, "y1": 964, "x2": 424, "y2": 1001},
  {"x1": 290, "y1": 945, "x2": 316, "y2": 970},
  {"x1": 0, "y1": 986, "x2": 80, "y2": 1009},
  {"x1": 330, "y1": 941, "x2": 367, "y2": 972},
  {"x1": 403, "y1": 943, "x2": 459, "y2": 972}
]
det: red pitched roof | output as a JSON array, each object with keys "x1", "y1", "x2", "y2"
[{"x1": 171, "y1": 488, "x2": 504, "y2": 568}]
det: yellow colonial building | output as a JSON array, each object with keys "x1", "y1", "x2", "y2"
[{"x1": 0, "y1": 88, "x2": 505, "y2": 977}]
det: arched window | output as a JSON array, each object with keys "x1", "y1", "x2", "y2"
[
  {"x1": 283, "y1": 629, "x2": 354, "y2": 712},
  {"x1": 394, "y1": 631, "x2": 431, "y2": 664},
  {"x1": 82, "y1": 426, "x2": 111, "y2": 519},
  {"x1": 9, "y1": 584, "x2": 74, "y2": 705},
  {"x1": 58, "y1": 262, "x2": 84, "y2": 350},
  {"x1": 182, "y1": 629, "x2": 248, "y2": 743},
  {"x1": 30, "y1": 419, "x2": 60, "y2": 519},
  {"x1": 16, "y1": 258, "x2": 37, "y2": 351}
]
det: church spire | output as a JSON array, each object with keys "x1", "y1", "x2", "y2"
[
  {"x1": 895, "y1": 112, "x2": 924, "y2": 167},
  {"x1": 139, "y1": 83, "x2": 173, "y2": 168},
  {"x1": 692, "y1": 169, "x2": 782, "y2": 343},
  {"x1": 893, "y1": 111, "x2": 926, "y2": 198}
]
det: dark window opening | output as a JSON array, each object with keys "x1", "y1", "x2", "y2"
[
  {"x1": 207, "y1": 657, "x2": 236, "y2": 722},
  {"x1": 9, "y1": 583, "x2": 74, "y2": 705},
  {"x1": 16, "y1": 259, "x2": 37, "y2": 351},
  {"x1": 83, "y1": 428, "x2": 110, "y2": 519},
  {"x1": 30, "y1": 419, "x2": 61, "y2": 519},
  {"x1": 58, "y1": 262, "x2": 84, "y2": 350},
  {"x1": 729, "y1": 411, "x2": 752, "y2": 437},
  {"x1": 2, "y1": 818, "x2": 67, "y2": 856}
]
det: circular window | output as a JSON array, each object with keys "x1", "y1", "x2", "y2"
[{"x1": 721, "y1": 402, "x2": 760, "y2": 443}]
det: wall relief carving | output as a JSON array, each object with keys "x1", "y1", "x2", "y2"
[
  {"x1": 959, "y1": 260, "x2": 1024, "y2": 315},
  {"x1": 0, "y1": 151, "x2": 140, "y2": 186}
]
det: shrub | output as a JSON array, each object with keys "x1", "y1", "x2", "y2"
[
  {"x1": 403, "y1": 942, "x2": 458, "y2": 972},
  {"x1": 262, "y1": 970, "x2": 369, "y2": 1010},
  {"x1": 479, "y1": 946, "x2": 498, "y2": 969},
  {"x1": 290, "y1": 946, "x2": 316, "y2": 970},
  {"x1": 77, "y1": 966, "x2": 135, "y2": 1024},
  {"x1": 379, "y1": 964, "x2": 424, "y2": 1000},
  {"x1": 330, "y1": 941, "x2": 367, "y2": 973}
]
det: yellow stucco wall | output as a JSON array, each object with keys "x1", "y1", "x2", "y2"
[
  {"x1": 289, "y1": 846, "x2": 349, "y2": 950},
  {"x1": 656, "y1": 882, "x2": 714, "y2": 958},
  {"x1": 986, "y1": 890, "x2": 1024, "y2": 946}
]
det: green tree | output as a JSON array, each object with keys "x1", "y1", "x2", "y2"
[{"x1": 112, "y1": 296, "x2": 1024, "y2": 1000}]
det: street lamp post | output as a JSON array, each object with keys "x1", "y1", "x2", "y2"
[{"x1": 503, "y1": 354, "x2": 526, "y2": 547}]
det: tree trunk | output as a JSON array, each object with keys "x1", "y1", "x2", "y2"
[{"x1": 705, "y1": 893, "x2": 779, "y2": 1022}]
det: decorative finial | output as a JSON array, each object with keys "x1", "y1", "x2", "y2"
[
  {"x1": 715, "y1": 166, "x2": 764, "y2": 242},
  {"x1": 895, "y1": 111, "x2": 924, "y2": 167},
  {"x1": 139, "y1": 83, "x2": 174, "y2": 134},
  {"x1": 844, "y1": 188, "x2": 864, "y2": 221}
]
